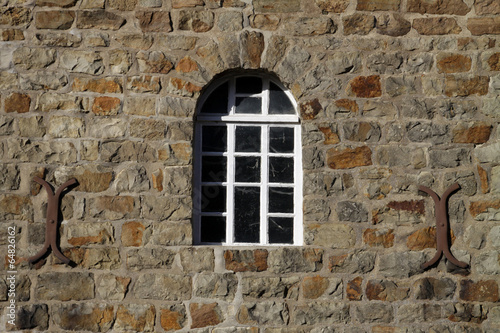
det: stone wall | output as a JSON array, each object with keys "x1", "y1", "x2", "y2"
[{"x1": 1, "y1": 0, "x2": 500, "y2": 331}]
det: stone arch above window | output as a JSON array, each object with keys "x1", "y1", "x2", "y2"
[{"x1": 193, "y1": 72, "x2": 303, "y2": 245}]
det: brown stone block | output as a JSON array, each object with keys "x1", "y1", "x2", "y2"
[
  {"x1": 437, "y1": 54, "x2": 472, "y2": 73},
  {"x1": 72, "y1": 77, "x2": 123, "y2": 93},
  {"x1": 315, "y1": 0, "x2": 349, "y2": 12},
  {"x1": 406, "y1": 227, "x2": 456, "y2": 251},
  {"x1": 468, "y1": 17, "x2": 500, "y2": 35},
  {"x1": 36, "y1": 0, "x2": 78, "y2": 7},
  {"x1": 452, "y1": 122, "x2": 491, "y2": 144},
  {"x1": 387, "y1": 200, "x2": 424, "y2": 215},
  {"x1": 36, "y1": 272, "x2": 94, "y2": 301},
  {"x1": 413, "y1": 18, "x2": 461, "y2": 35},
  {"x1": 343, "y1": 13, "x2": 375, "y2": 35},
  {"x1": 366, "y1": 280, "x2": 409, "y2": 301},
  {"x1": 127, "y1": 75, "x2": 161, "y2": 93},
  {"x1": 469, "y1": 199, "x2": 500, "y2": 218},
  {"x1": 137, "y1": 51, "x2": 174, "y2": 74},
  {"x1": 190, "y1": 303, "x2": 223, "y2": 329},
  {"x1": 347, "y1": 276, "x2": 363, "y2": 301},
  {"x1": 115, "y1": 304, "x2": 155, "y2": 332},
  {"x1": 172, "y1": 0, "x2": 204, "y2": 8},
  {"x1": 241, "y1": 31, "x2": 265, "y2": 69},
  {"x1": 460, "y1": 280, "x2": 499, "y2": 302},
  {"x1": 376, "y1": 13, "x2": 411, "y2": 37},
  {"x1": 121, "y1": 221, "x2": 145, "y2": 247},
  {"x1": 335, "y1": 99, "x2": 359, "y2": 113},
  {"x1": 52, "y1": 303, "x2": 114, "y2": 332},
  {"x1": 318, "y1": 125, "x2": 340, "y2": 144},
  {"x1": 176, "y1": 56, "x2": 199, "y2": 73},
  {"x1": 108, "y1": 0, "x2": 137, "y2": 10},
  {"x1": 407, "y1": 0, "x2": 470, "y2": 15},
  {"x1": 160, "y1": 305, "x2": 186, "y2": 331},
  {"x1": 77, "y1": 10, "x2": 126, "y2": 30},
  {"x1": 327, "y1": 145, "x2": 372, "y2": 169},
  {"x1": 5, "y1": 92, "x2": 30, "y2": 113},
  {"x1": 74, "y1": 169, "x2": 113, "y2": 192},
  {"x1": 487, "y1": 52, "x2": 500, "y2": 71},
  {"x1": 357, "y1": 0, "x2": 400, "y2": 11},
  {"x1": 475, "y1": 0, "x2": 500, "y2": 15},
  {"x1": 166, "y1": 77, "x2": 202, "y2": 97},
  {"x1": 254, "y1": 0, "x2": 301, "y2": 13},
  {"x1": 0, "y1": 194, "x2": 33, "y2": 221},
  {"x1": 224, "y1": 249, "x2": 268, "y2": 272},
  {"x1": 35, "y1": 11, "x2": 74, "y2": 29},
  {"x1": 92, "y1": 96, "x2": 121, "y2": 116},
  {"x1": 348, "y1": 75, "x2": 382, "y2": 98},
  {"x1": 300, "y1": 99, "x2": 322, "y2": 120},
  {"x1": 178, "y1": 10, "x2": 214, "y2": 32},
  {"x1": 477, "y1": 165, "x2": 489, "y2": 194},
  {"x1": 302, "y1": 275, "x2": 329, "y2": 299},
  {"x1": 1, "y1": 29, "x2": 24, "y2": 41},
  {"x1": 363, "y1": 228, "x2": 394, "y2": 248},
  {"x1": 445, "y1": 75, "x2": 489, "y2": 97},
  {"x1": 249, "y1": 14, "x2": 280, "y2": 30},
  {"x1": 0, "y1": 7, "x2": 32, "y2": 26}
]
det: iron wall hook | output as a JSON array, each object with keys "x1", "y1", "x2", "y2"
[
  {"x1": 419, "y1": 183, "x2": 468, "y2": 269},
  {"x1": 29, "y1": 177, "x2": 77, "y2": 265}
]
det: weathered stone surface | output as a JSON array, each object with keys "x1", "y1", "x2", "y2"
[
  {"x1": 121, "y1": 221, "x2": 145, "y2": 247},
  {"x1": 13, "y1": 47, "x2": 56, "y2": 70},
  {"x1": 5, "y1": 139, "x2": 77, "y2": 164},
  {"x1": 190, "y1": 303, "x2": 224, "y2": 328},
  {"x1": 437, "y1": 54, "x2": 472, "y2": 73},
  {"x1": 293, "y1": 302, "x2": 348, "y2": 325},
  {"x1": 366, "y1": 280, "x2": 409, "y2": 301},
  {"x1": 35, "y1": 10, "x2": 75, "y2": 29},
  {"x1": 115, "y1": 165, "x2": 149, "y2": 193},
  {"x1": 452, "y1": 122, "x2": 491, "y2": 143},
  {"x1": 357, "y1": 0, "x2": 400, "y2": 11},
  {"x1": 0, "y1": 72, "x2": 19, "y2": 90},
  {"x1": 48, "y1": 116, "x2": 84, "y2": 138},
  {"x1": 475, "y1": 0, "x2": 500, "y2": 15},
  {"x1": 241, "y1": 275, "x2": 300, "y2": 299},
  {"x1": 77, "y1": 10, "x2": 126, "y2": 30},
  {"x1": 407, "y1": 227, "x2": 444, "y2": 251},
  {"x1": 147, "y1": 221, "x2": 192, "y2": 246},
  {"x1": 469, "y1": 199, "x2": 500, "y2": 221},
  {"x1": 166, "y1": 77, "x2": 202, "y2": 96},
  {"x1": 52, "y1": 303, "x2": 114, "y2": 332},
  {"x1": 460, "y1": 280, "x2": 499, "y2": 302},
  {"x1": 254, "y1": 0, "x2": 300, "y2": 12},
  {"x1": 63, "y1": 247, "x2": 121, "y2": 269},
  {"x1": 0, "y1": 7, "x2": 32, "y2": 26},
  {"x1": 72, "y1": 77, "x2": 122, "y2": 93},
  {"x1": 126, "y1": 248, "x2": 175, "y2": 270},
  {"x1": 327, "y1": 146, "x2": 372, "y2": 169},
  {"x1": 284, "y1": 17, "x2": 336, "y2": 36},
  {"x1": 67, "y1": 222, "x2": 114, "y2": 246},
  {"x1": 172, "y1": 0, "x2": 204, "y2": 8},
  {"x1": 355, "y1": 303, "x2": 393, "y2": 323},
  {"x1": 429, "y1": 148, "x2": 470, "y2": 168},
  {"x1": 134, "y1": 274, "x2": 191, "y2": 300},
  {"x1": 367, "y1": 52, "x2": 403, "y2": 74},
  {"x1": 13, "y1": 304, "x2": 49, "y2": 331},
  {"x1": 475, "y1": 142, "x2": 500, "y2": 163},
  {"x1": 36, "y1": 0, "x2": 78, "y2": 7},
  {"x1": 20, "y1": 71, "x2": 68, "y2": 90},
  {"x1": 343, "y1": 14, "x2": 375, "y2": 35},
  {"x1": 305, "y1": 223, "x2": 355, "y2": 248},
  {"x1": 141, "y1": 196, "x2": 191, "y2": 221},
  {"x1": 0, "y1": 194, "x2": 33, "y2": 221},
  {"x1": 178, "y1": 10, "x2": 214, "y2": 32},
  {"x1": 127, "y1": 75, "x2": 161, "y2": 93},
  {"x1": 5, "y1": 92, "x2": 30, "y2": 113},
  {"x1": 60, "y1": 50, "x2": 104, "y2": 75},
  {"x1": 300, "y1": 99, "x2": 322, "y2": 120},
  {"x1": 195, "y1": 273, "x2": 238, "y2": 300},
  {"x1": 112, "y1": 305, "x2": 156, "y2": 333},
  {"x1": 137, "y1": 50, "x2": 174, "y2": 74},
  {"x1": 268, "y1": 248, "x2": 322, "y2": 273},
  {"x1": 363, "y1": 228, "x2": 394, "y2": 248},
  {"x1": 372, "y1": 200, "x2": 424, "y2": 226},
  {"x1": 240, "y1": 30, "x2": 264, "y2": 69},
  {"x1": 414, "y1": 278, "x2": 456, "y2": 300},
  {"x1": 337, "y1": 201, "x2": 368, "y2": 222},
  {"x1": 92, "y1": 95, "x2": 121, "y2": 115},
  {"x1": 96, "y1": 274, "x2": 130, "y2": 301},
  {"x1": 36, "y1": 272, "x2": 94, "y2": 301},
  {"x1": 238, "y1": 301, "x2": 289, "y2": 326},
  {"x1": 474, "y1": 250, "x2": 500, "y2": 275},
  {"x1": 54, "y1": 165, "x2": 113, "y2": 193},
  {"x1": 329, "y1": 250, "x2": 376, "y2": 273},
  {"x1": 379, "y1": 252, "x2": 425, "y2": 278},
  {"x1": 468, "y1": 17, "x2": 500, "y2": 35},
  {"x1": 249, "y1": 14, "x2": 280, "y2": 30},
  {"x1": 124, "y1": 96, "x2": 156, "y2": 116},
  {"x1": 276, "y1": 46, "x2": 311, "y2": 83},
  {"x1": 109, "y1": 49, "x2": 132, "y2": 74},
  {"x1": 108, "y1": 0, "x2": 137, "y2": 10},
  {"x1": 344, "y1": 121, "x2": 381, "y2": 142},
  {"x1": 347, "y1": 276, "x2": 363, "y2": 301},
  {"x1": 413, "y1": 18, "x2": 461, "y2": 35},
  {"x1": 89, "y1": 195, "x2": 138, "y2": 220},
  {"x1": 398, "y1": 304, "x2": 442, "y2": 323},
  {"x1": 408, "y1": 0, "x2": 470, "y2": 15},
  {"x1": 160, "y1": 304, "x2": 186, "y2": 331},
  {"x1": 1, "y1": 28, "x2": 24, "y2": 41},
  {"x1": 36, "y1": 93, "x2": 82, "y2": 112},
  {"x1": 130, "y1": 118, "x2": 166, "y2": 140},
  {"x1": 302, "y1": 276, "x2": 342, "y2": 300},
  {"x1": 224, "y1": 249, "x2": 268, "y2": 272},
  {"x1": 0, "y1": 164, "x2": 19, "y2": 191},
  {"x1": 348, "y1": 75, "x2": 381, "y2": 98},
  {"x1": 180, "y1": 247, "x2": 215, "y2": 272},
  {"x1": 445, "y1": 75, "x2": 489, "y2": 97}
]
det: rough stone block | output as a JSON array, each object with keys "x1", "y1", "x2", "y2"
[
  {"x1": 460, "y1": 280, "x2": 499, "y2": 302},
  {"x1": 238, "y1": 301, "x2": 289, "y2": 326},
  {"x1": 437, "y1": 54, "x2": 472, "y2": 73},
  {"x1": 90, "y1": 195, "x2": 138, "y2": 220},
  {"x1": 445, "y1": 75, "x2": 489, "y2": 97},
  {"x1": 413, "y1": 18, "x2": 461, "y2": 35},
  {"x1": 376, "y1": 13, "x2": 411, "y2": 37},
  {"x1": 242, "y1": 276, "x2": 300, "y2": 300},
  {"x1": 357, "y1": 0, "x2": 400, "y2": 11},
  {"x1": 366, "y1": 280, "x2": 410, "y2": 301},
  {"x1": 160, "y1": 304, "x2": 186, "y2": 331},
  {"x1": 126, "y1": 248, "x2": 176, "y2": 270},
  {"x1": 452, "y1": 122, "x2": 491, "y2": 143},
  {"x1": 343, "y1": 121, "x2": 381, "y2": 142},
  {"x1": 190, "y1": 302, "x2": 224, "y2": 328},
  {"x1": 141, "y1": 196, "x2": 191, "y2": 221},
  {"x1": 343, "y1": 14, "x2": 375, "y2": 35},
  {"x1": 0, "y1": 194, "x2": 33, "y2": 222},
  {"x1": 36, "y1": 272, "x2": 94, "y2": 301},
  {"x1": 180, "y1": 247, "x2": 214, "y2": 272},
  {"x1": 407, "y1": 0, "x2": 469, "y2": 15},
  {"x1": 35, "y1": 10, "x2": 74, "y2": 29},
  {"x1": 114, "y1": 304, "x2": 155, "y2": 332},
  {"x1": 195, "y1": 273, "x2": 238, "y2": 300},
  {"x1": 224, "y1": 249, "x2": 268, "y2": 272},
  {"x1": 468, "y1": 17, "x2": 500, "y2": 35},
  {"x1": 147, "y1": 221, "x2": 192, "y2": 246},
  {"x1": 13, "y1": 47, "x2": 56, "y2": 70},
  {"x1": 429, "y1": 148, "x2": 470, "y2": 168},
  {"x1": 5, "y1": 92, "x2": 31, "y2": 113},
  {"x1": 305, "y1": 223, "x2": 355, "y2": 248},
  {"x1": 329, "y1": 250, "x2": 375, "y2": 273},
  {"x1": 59, "y1": 50, "x2": 104, "y2": 75},
  {"x1": 115, "y1": 165, "x2": 149, "y2": 193},
  {"x1": 474, "y1": 250, "x2": 500, "y2": 275},
  {"x1": 20, "y1": 71, "x2": 68, "y2": 90},
  {"x1": 133, "y1": 274, "x2": 191, "y2": 300},
  {"x1": 254, "y1": 0, "x2": 300, "y2": 12},
  {"x1": 268, "y1": 248, "x2": 322, "y2": 273},
  {"x1": 130, "y1": 118, "x2": 166, "y2": 140},
  {"x1": 347, "y1": 75, "x2": 382, "y2": 98},
  {"x1": 379, "y1": 252, "x2": 425, "y2": 278},
  {"x1": 398, "y1": 304, "x2": 442, "y2": 323},
  {"x1": 121, "y1": 221, "x2": 145, "y2": 247},
  {"x1": 96, "y1": 274, "x2": 130, "y2": 301},
  {"x1": 48, "y1": 116, "x2": 84, "y2": 138},
  {"x1": 64, "y1": 247, "x2": 121, "y2": 269},
  {"x1": 77, "y1": 10, "x2": 125, "y2": 30},
  {"x1": 363, "y1": 228, "x2": 394, "y2": 248},
  {"x1": 66, "y1": 222, "x2": 114, "y2": 246},
  {"x1": 355, "y1": 303, "x2": 394, "y2": 323},
  {"x1": 0, "y1": 7, "x2": 32, "y2": 26},
  {"x1": 52, "y1": 303, "x2": 114, "y2": 332},
  {"x1": 292, "y1": 302, "x2": 348, "y2": 325},
  {"x1": 126, "y1": 75, "x2": 161, "y2": 93},
  {"x1": 327, "y1": 146, "x2": 372, "y2": 169},
  {"x1": 414, "y1": 277, "x2": 456, "y2": 300},
  {"x1": 13, "y1": 304, "x2": 49, "y2": 331}
]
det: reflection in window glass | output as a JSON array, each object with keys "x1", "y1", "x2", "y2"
[
  {"x1": 235, "y1": 97, "x2": 261, "y2": 114},
  {"x1": 269, "y1": 157, "x2": 294, "y2": 183},
  {"x1": 269, "y1": 217, "x2": 293, "y2": 244},
  {"x1": 269, "y1": 187, "x2": 294, "y2": 213},
  {"x1": 269, "y1": 127, "x2": 294, "y2": 153},
  {"x1": 235, "y1": 156, "x2": 261, "y2": 183},
  {"x1": 234, "y1": 187, "x2": 260, "y2": 243},
  {"x1": 269, "y1": 82, "x2": 295, "y2": 114},
  {"x1": 235, "y1": 126, "x2": 261, "y2": 152}
]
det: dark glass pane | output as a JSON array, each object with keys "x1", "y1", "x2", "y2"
[
  {"x1": 235, "y1": 97, "x2": 261, "y2": 114},
  {"x1": 269, "y1": 127, "x2": 294, "y2": 153},
  {"x1": 269, "y1": 82, "x2": 295, "y2": 115},
  {"x1": 269, "y1": 157, "x2": 294, "y2": 183},
  {"x1": 269, "y1": 217, "x2": 293, "y2": 244},
  {"x1": 202, "y1": 126, "x2": 227, "y2": 152},
  {"x1": 201, "y1": 186, "x2": 226, "y2": 212},
  {"x1": 235, "y1": 126, "x2": 261, "y2": 152},
  {"x1": 235, "y1": 156, "x2": 260, "y2": 183},
  {"x1": 202, "y1": 156, "x2": 226, "y2": 182},
  {"x1": 269, "y1": 187, "x2": 294, "y2": 213},
  {"x1": 201, "y1": 82, "x2": 229, "y2": 114},
  {"x1": 236, "y1": 77, "x2": 262, "y2": 94},
  {"x1": 200, "y1": 216, "x2": 226, "y2": 243},
  {"x1": 234, "y1": 187, "x2": 260, "y2": 243}
]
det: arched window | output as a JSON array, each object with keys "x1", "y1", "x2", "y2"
[{"x1": 193, "y1": 73, "x2": 302, "y2": 245}]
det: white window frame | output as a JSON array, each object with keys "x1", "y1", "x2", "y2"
[{"x1": 194, "y1": 74, "x2": 303, "y2": 246}]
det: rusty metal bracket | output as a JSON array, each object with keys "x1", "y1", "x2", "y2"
[
  {"x1": 419, "y1": 183, "x2": 468, "y2": 270},
  {"x1": 29, "y1": 177, "x2": 77, "y2": 265}
]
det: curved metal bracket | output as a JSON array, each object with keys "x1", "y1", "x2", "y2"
[
  {"x1": 419, "y1": 183, "x2": 468, "y2": 269},
  {"x1": 29, "y1": 177, "x2": 77, "y2": 265}
]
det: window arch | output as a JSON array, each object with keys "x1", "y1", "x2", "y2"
[{"x1": 193, "y1": 73, "x2": 302, "y2": 245}]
